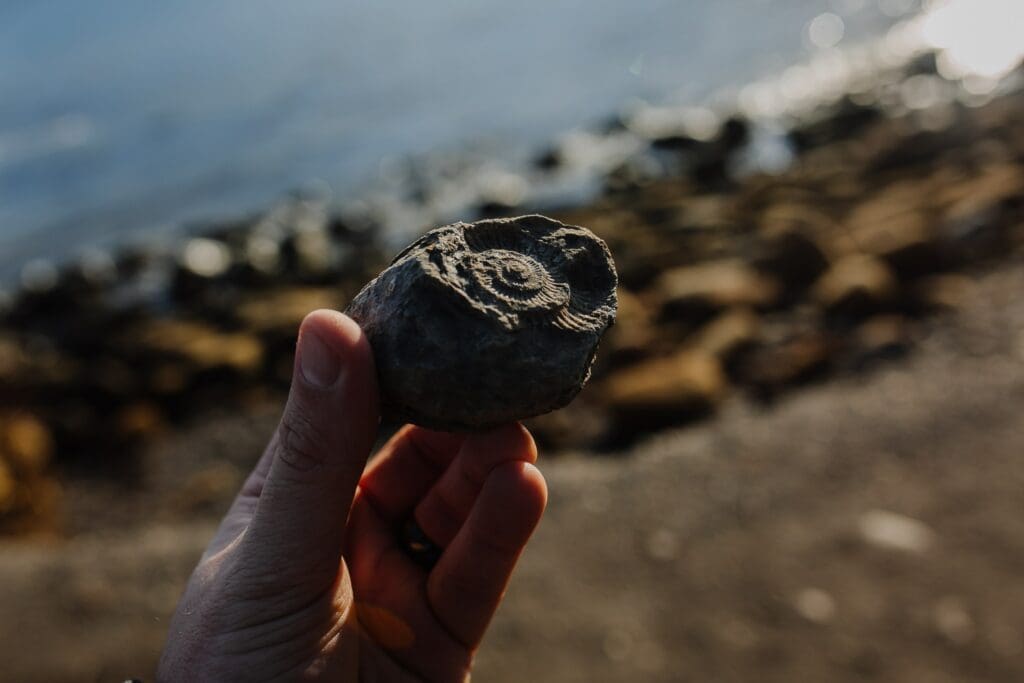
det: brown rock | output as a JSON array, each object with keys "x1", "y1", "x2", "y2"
[
  {"x1": 938, "y1": 163, "x2": 1023, "y2": 209},
  {"x1": 114, "y1": 403, "x2": 166, "y2": 442},
  {"x1": 912, "y1": 274, "x2": 974, "y2": 311},
  {"x1": 937, "y1": 165, "x2": 1024, "y2": 262},
  {"x1": 836, "y1": 187, "x2": 941, "y2": 277},
  {"x1": 758, "y1": 202, "x2": 837, "y2": 240},
  {"x1": 752, "y1": 229, "x2": 830, "y2": 292},
  {"x1": 1, "y1": 413, "x2": 53, "y2": 476},
  {"x1": 524, "y1": 398, "x2": 608, "y2": 452},
  {"x1": 694, "y1": 308, "x2": 761, "y2": 362},
  {"x1": 135, "y1": 320, "x2": 264, "y2": 374},
  {"x1": 740, "y1": 332, "x2": 835, "y2": 396},
  {"x1": 813, "y1": 254, "x2": 898, "y2": 318},
  {"x1": 853, "y1": 315, "x2": 914, "y2": 366},
  {"x1": 605, "y1": 349, "x2": 726, "y2": 433},
  {"x1": 655, "y1": 260, "x2": 781, "y2": 318},
  {"x1": 235, "y1": 287, "x2": 342, "y2": 334},
  {"x1": 0, "y1": 459, "x2": 15, "y2": 514},
  {"x1": 603, "y1": 288, "x2": 657, "y2": 366}
]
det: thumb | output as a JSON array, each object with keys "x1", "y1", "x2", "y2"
[{"x1": 240, "y1": 310, "x2": 379, "y2": 588}]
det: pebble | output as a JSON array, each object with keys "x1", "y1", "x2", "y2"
[
  {"x1": 0, "y1": 459, "x2": 15, "y2": 513},
  {"x1": 813, "y1": 254, "x2": 898, "y2": 317},
  {"x1": 180, "y1": 238, "x2": 232, "y2": 279},
  {"x1": 794, "y1": 587, "x2": 837, "y2": 624},
  {"x1": 933, "y1": 596, "x2": 974, "y2": 644},
  {"x1": 0, "y1": 413, "x2": 54, "y2": 475},
  {"x1": 605, "y1": 349, "x2": 726, "y2": 432},
  {"x1": 644, "y1": 528, "x2": 680, "y2": 562},
  {"x1": 655, "y1": 260, "x2": 781, "y2": 316},
  {"x1": 694, "y1": 308, "x2": 761, "y2": 361},
  {"x1": 857, "y1": 508, "x2": 935, "y2": 554},
  {"x1": 134, "y1": 320, "x2": 264, "y2": 374}
]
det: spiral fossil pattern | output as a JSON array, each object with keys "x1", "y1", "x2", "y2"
[
  {"x1": 392, "y1": 214, "x2": 616, "y2": 333},
  {"x1": 346, "y1": 214, "x2": 618, "y2": 431}
]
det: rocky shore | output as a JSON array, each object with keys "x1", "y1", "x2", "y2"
[{"x1": 2, "y1": 53, "x2": 1023, "y2": 541}]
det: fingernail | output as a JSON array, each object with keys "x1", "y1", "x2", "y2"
[{"x1": 300, "y1": 331, "x2": 341, "y2": 388}]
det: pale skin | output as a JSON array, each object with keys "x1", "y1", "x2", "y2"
[{"x1": 158, "y1": 310, "x2": 548, "y2": 682}]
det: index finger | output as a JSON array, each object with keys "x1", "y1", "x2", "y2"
[{"x1": 358, "y1": 425, "x2": 465, "y2": 521}]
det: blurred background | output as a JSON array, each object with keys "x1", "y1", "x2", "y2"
[{"x1": 1, "y1": 1, "x2": 1023, "y2": 681}]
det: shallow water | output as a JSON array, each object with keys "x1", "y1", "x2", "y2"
[{"x1": 0, "y1": 1, "x2": 902, "y2": 279}]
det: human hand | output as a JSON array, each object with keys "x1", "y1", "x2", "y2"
[{"x1": 158, "y1": 310, "x2": 547, "y2": 682}]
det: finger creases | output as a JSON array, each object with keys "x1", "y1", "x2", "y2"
[
  {"x1": 238, "y1": 310, "x2": 379, "y2": 587},
  {"x1": 414, "y1": 423, "x2": 537, "y2": 548},
  {"x1": 427, "y1": 459, "x2": 547, "y2": 649},
  {"x1": 358, "y1": 426, "x2": 466, "y2": 522}
]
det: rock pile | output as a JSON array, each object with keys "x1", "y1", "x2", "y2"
[{"x1": 532, "y1": 85, "x2": 1024, "y2": 448}]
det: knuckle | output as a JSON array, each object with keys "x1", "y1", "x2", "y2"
[{"x1": 276, "y1": 407, "x2": 328, "y2": 472}]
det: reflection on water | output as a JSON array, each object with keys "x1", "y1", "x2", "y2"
[
  {"x1": 3, "y1": 0, "x2": 1021, "y2": 282},
  {"x1": 920, "y1": 0, "x2": 1024, "y2": 92},
  {"x1": 0, "y1": 1, "x2": 903, "y2": 278}
]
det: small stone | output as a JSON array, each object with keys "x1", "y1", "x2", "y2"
[
  {"x1": 694, "y1": 308, "x2": 761, "y2": 362},
  {"x1": 854, "y1": 315, "x2": 913, "y2": 365},
  {"x1": 645, "y1": 528, "x2": 679, "y2": 562},
  {"x1": 1, "y1": 413, "x2": 54, "y2": 475},
  {"x1": 813, "y1": 254, "x2": 897, "y2": 318},
  {"x1": 135, "y1": 320, "x2": 264, "y2": 374},
  {"x1": 346, "y1": 215, "x2": 617, "y2": 432},
  {"x1": 605, "y1": 349, "x2": 725, "y2": 430},
  {"x1": 235, "y1": 287, "x2": 342, "y2": 334},
  {"x1": 0, "y1": 459, "x2": 15, "y2": 513},
  {"x1": 912, "y1": 274, "x2": 973, "y2": 311},
  {"x1": 180, "y1": 238, "x2": 232, "y2": 279},
  {"x1": 603, "y1": 288, "x2": 657, "y2": 366},
  {"x1": 114, "y1": 403, "x2": 165, "y2": 441},
  {"x1": 753, "y1": 229, "x2": 830, "y2": 292},
  {"x1": 740, "y1": 332, "x2": 834, "y2": 395},
  {"x1": 858, "y1": 509, "x2": 934, "y2": 554},
  {"x1": 794, "y1": 588, "x2": 837, "y2": 624},
  {"x1": 836, "y1": 188, "x2": 939, "y2": 277},
  {"x1": 655, "y1": 260, "x2": 781, "y2": 317},
  {"x1": 933, "y1": 596, "x2": 974, "y2": 645}
]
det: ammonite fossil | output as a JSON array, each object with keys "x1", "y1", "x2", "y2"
[{"x1": 346, "y1": 214, "x2": 617, "y2": 431}]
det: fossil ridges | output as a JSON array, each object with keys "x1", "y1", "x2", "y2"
[{"x1": 346, "y1": 214, "x2": 617, "y2": 431}]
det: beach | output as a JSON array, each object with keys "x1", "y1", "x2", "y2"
[{"x1": 1, "y1": 19, "x2": 1024, "y2": 682}]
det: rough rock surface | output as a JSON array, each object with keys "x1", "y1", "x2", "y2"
[{"x1": 346, "y1": 215, "x2": 618, "y2": 431}]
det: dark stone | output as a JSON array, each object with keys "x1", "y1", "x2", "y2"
[
  {"x1": 717, "y1": 116, "x2": 750, "y2": 153},
  {"x1": 346, "y1": 215, "x2": 618, "y2": 432},
  {"x1": 752, "y1": 231, "x2": 830, "y2": 292},
  {"x1": 650, "y1": 134, "x2": 702, "y2": 152},
  {"x1": 533, "y1": 146, "x2": 563, "y2": 171},
  {"x1": 788, "y1": 97, "x2": 881, "y2": 152}
]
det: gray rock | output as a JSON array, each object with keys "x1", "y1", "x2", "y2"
[{"x1": 346, "y1": 214, "x2": 618, "y2": 431}]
